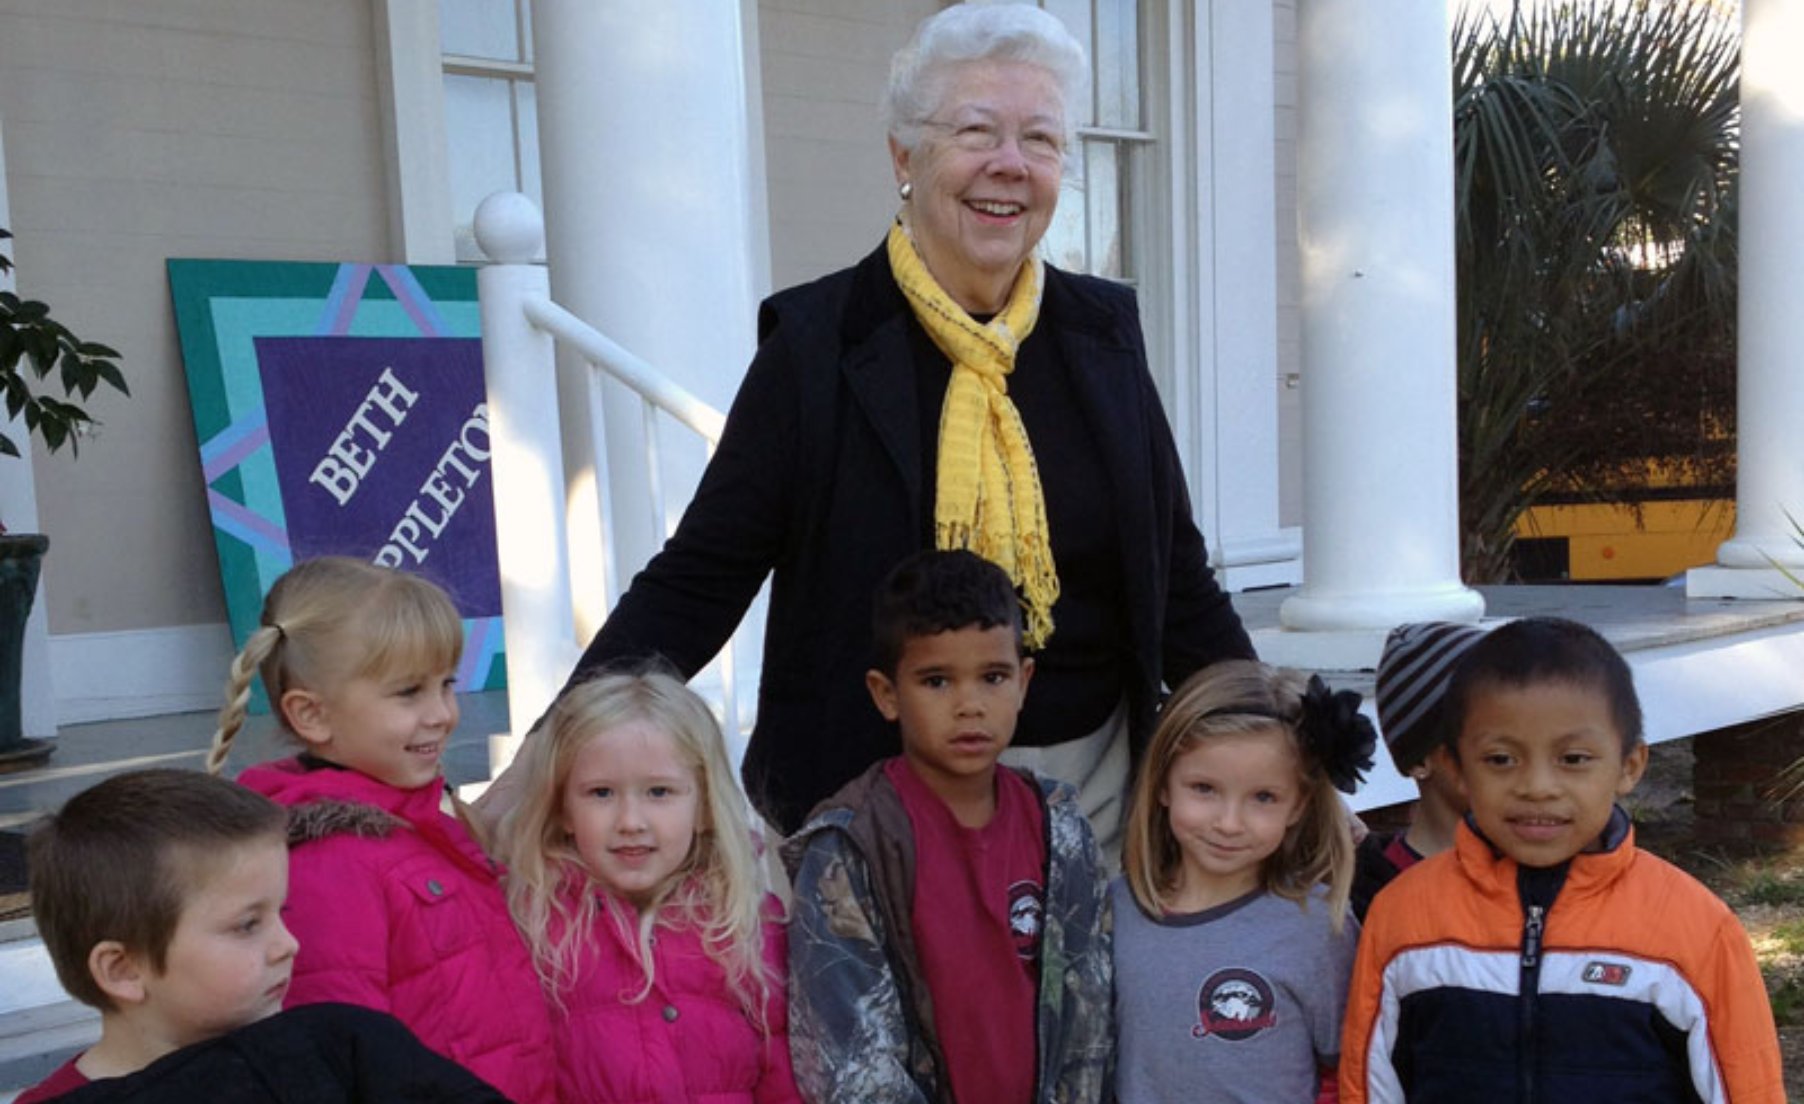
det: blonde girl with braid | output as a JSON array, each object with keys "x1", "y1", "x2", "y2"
[
  {"x1": 494, "y1": 668, "x2": 799, "y2": 1104},
  {"x1": 211, "y1": 556, "x2": 555, "y2": 1104}
]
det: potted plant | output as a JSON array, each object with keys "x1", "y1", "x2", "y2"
[{"x1": 0, "y1": 226, "x2": 127, "y2": 767}]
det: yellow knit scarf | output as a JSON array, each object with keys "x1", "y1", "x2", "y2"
[{"x1": 887, "y1": 220, "x2": 1060, "y2": 648}]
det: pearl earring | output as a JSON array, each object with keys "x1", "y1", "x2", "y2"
[{"x1": 899, "y1": 181, "x2": 913, "y2": 200}]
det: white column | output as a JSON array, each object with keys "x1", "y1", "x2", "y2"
[
  {"x1": 1263, "y1": 0, "x2": 1483, "y2": 668},
  {"x1": 530, "y1": 0, "x2": 765, "y2": 641},
  {"x1": 0, "y1": 113, "x2": 57, "y2": 739},
  {"x1": 1688, "y1": 0, "x2": 1804, "y2": 600},
  {"x1": 475, "y1": 193, "x2": 581, "y2": 760}
]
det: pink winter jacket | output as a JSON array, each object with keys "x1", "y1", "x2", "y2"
[
  {"x1": 239, "y1": 758, "x2": 556, "y2": 1104},
  {"x1": 551, "y1": 884, "x2": 801, "y2": 1104}
]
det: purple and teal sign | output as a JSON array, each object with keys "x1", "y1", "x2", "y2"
[
  {"x1": 169, "y1": 261, "x2": 506, "y2": 704},
  {"x1": 256, "y1": 336, "x2": 500, "y2": 616}
]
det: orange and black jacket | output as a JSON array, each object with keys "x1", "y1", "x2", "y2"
[{"x1": 1341, "y1": 809, "x2": 1783, "y2": 1104}]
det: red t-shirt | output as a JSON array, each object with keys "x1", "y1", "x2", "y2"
[
  {"x1": 15, "y1": 1056, "x2": 90, "y2": 1103},
  {"x1": 1384, "y1": 832, "x2": 1423, "y2": 874},
  {"x1": 888, "y1": 758, "x2": 1047, "y2": 1104}
]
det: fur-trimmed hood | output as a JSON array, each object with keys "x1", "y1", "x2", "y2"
[
  {"x1": 284, "y1": 798, "x2": 406, "y2": 846},
  {"x1": 236, "y1": 757, "x2": 491, "y2": 881}
]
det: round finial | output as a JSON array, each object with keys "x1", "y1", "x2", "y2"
[{"x1": 473, "y1": 191, "x2": 545, "y2": 264}]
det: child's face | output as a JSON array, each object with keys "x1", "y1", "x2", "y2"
[
  {"x1": 1414, "y1": 747, "x2": 1469, "y2": 818},
  {"x1": 139, "y1": 837, "x2": 297, "y2": 1049},
  {"x1": 1454, "y1": 680, "x2": 1648, "y2": 868},
  {"x1": 560, "y1": 720, "x2": 701, "y2": 907},
  {"x1": 293, "y1": 665, "x2": 459, "y2": 789},
  {"x1": 1160, "y1": 727, "x2": 1305, "y2": 904},
  {"x1": 865, "y1": 625, "x2": 1033, "y2": 799}
]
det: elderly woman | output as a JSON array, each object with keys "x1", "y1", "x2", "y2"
[{"x1": 565, "y1": 2, "x2": 1253, "y2": 845}]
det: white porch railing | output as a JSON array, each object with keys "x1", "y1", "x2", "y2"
[{"x1": 472, "y1": 191, "x2": 750, "y2": 776}]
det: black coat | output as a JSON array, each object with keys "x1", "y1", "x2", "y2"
[
  {"x1": 570, "y1": 243, "x2": 1254, "y2": 833},
  {"x1": 42, "y1": 1004, "x2": 508, "y2": 1103}
]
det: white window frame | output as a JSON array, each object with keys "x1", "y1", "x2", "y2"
[
  {"x1": 375, "y1": 0, "x2": 457, "y2": 265},
  {"x1": 375, "y1": 1, "x2": 542, "y2": 265},
  {"x1": 441, "y1": 2, "x2": 539, "y2": 262},
  {"x1": 1149, "y1": 0, "x2": 1298, "y2": 587}
]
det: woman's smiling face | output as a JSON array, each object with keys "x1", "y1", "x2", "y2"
[{"x1": 891, "y1": 59, "x2": 1066, "y2": 314}]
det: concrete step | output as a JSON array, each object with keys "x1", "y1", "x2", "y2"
[{"x1": 0, "y1": 920, "x2": 98, "y2": 1100}]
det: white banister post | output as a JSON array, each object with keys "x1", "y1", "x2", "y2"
[
  {"x1": 1261, "y1": 0, "x2": 1483, "y2": 669},
  {"x1": 530, "y1": 0, "x2": 765, "y2": 642},
  {"x1": 475, "y1": 193, "x2": 580, "y2": 767},
  {"x1": 1688, "y1": 0, "x2": 1804, "y2": 600}
]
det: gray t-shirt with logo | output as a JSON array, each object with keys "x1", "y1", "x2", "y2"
[{"x1": 1111, "y1": 877, "x2": 1359, "y2": 1104}]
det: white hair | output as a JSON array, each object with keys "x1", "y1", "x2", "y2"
[{"x1": 883, "y1": 2, "x2": 1090, "y2": 153}]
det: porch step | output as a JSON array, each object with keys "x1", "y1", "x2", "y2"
[{"x1": 0, "y1": 923, "x2": 99, "y2": 1100}]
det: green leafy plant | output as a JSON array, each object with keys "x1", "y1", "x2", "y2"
[
  {"x1": 0, "y1": 227, "x2": 128, "y2": 459},
  {"x1": 1454, "y1": 0, "x2": 1739, "y2": 581}
]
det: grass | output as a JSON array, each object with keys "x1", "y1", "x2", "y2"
[
  {"x1": 1740, "y1": 882, "x2": 1804, "y2": 1029},
  {"x1": 1772, "y1": 920, "x2": 1804, "y2": 956},
  {"x1": 1770, "y1": 977, "x2": 1804, "y2": 1027},
  {"x1": 1739, "y1": 870, "x2": 1804, "y2": 909}
]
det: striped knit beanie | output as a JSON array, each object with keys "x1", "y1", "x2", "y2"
[{"x1": 1375, "y1": 621, "x2": 1491, "y2": 772}]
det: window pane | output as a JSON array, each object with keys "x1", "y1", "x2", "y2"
[
  {"x1": 441, "y1": 0, "x2": 520, "y2": 61},
  {"x1": 1044, "y1": 159, "x2": 1089, "y2": 273},
  {"x1": 1086, "y1": 140, "x2": 1124, "y2": 279},
  {"x1": 1043, "y1": 0, "x2": 1095, "y2": 127},
  {"x1": 516, "y1": 81, "x2": 542, "y2": 208},
  {"x1": 1095, "y1": 0, "x2": 1139, "y2": 129},
  {"x1": 445, "y1": 74, "x2": 519, "y2": 248}
]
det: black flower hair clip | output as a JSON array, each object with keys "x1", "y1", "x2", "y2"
[{"x1": 1299, "y1": 675, "x2": 1377, "y2": 794}]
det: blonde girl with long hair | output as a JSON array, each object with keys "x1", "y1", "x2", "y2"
[
  {"x1": 496, "y1": 669, "x2": 800, "y2": 1104},
  {"x1": 1113, "y1": 659, "x2": 1374, "y2": 1104},
  {"x1": 210, "y1": 556, "x2": 555, "y2": 1104}
]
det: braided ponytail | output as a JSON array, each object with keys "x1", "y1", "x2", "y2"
[
  {"x1": 207, "y1": 624, "x2": 283, "y2": 775},
  {"x1": 206, "y1": 557, "x2": 465, "y2": 776}
]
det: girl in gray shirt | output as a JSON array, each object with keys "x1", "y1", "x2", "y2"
[{"x1": 1113, "y1": 661, "x2": 1371, "y2": 1103}]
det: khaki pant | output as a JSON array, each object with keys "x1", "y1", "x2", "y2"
[{"x1": 1001, "y1": 699, "x2": 1131, "y2": 871}]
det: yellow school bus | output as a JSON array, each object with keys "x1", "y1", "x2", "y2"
[{"x1": 1511, "y1": 460, "x2": 1733, "y2": 582}]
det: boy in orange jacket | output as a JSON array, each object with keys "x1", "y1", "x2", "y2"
[{"x1": 1340, "y1": 618, "x2": 1782, "y2": 1103}]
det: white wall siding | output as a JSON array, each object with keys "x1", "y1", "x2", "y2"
[
  {"x1": 758, "y1": 1, "x2": 937, "y2": 291},
  {"x1": 0, "y1": 1, "x2": 390, "y2": 635}
]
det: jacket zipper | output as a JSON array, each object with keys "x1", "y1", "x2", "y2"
[
  {"x1": 1029, "y1": 774, "x2": 1050, "y2": 1104},
  {"x1": 1518, "y1": 903, "x2": 1546, "y2": 1104}
]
